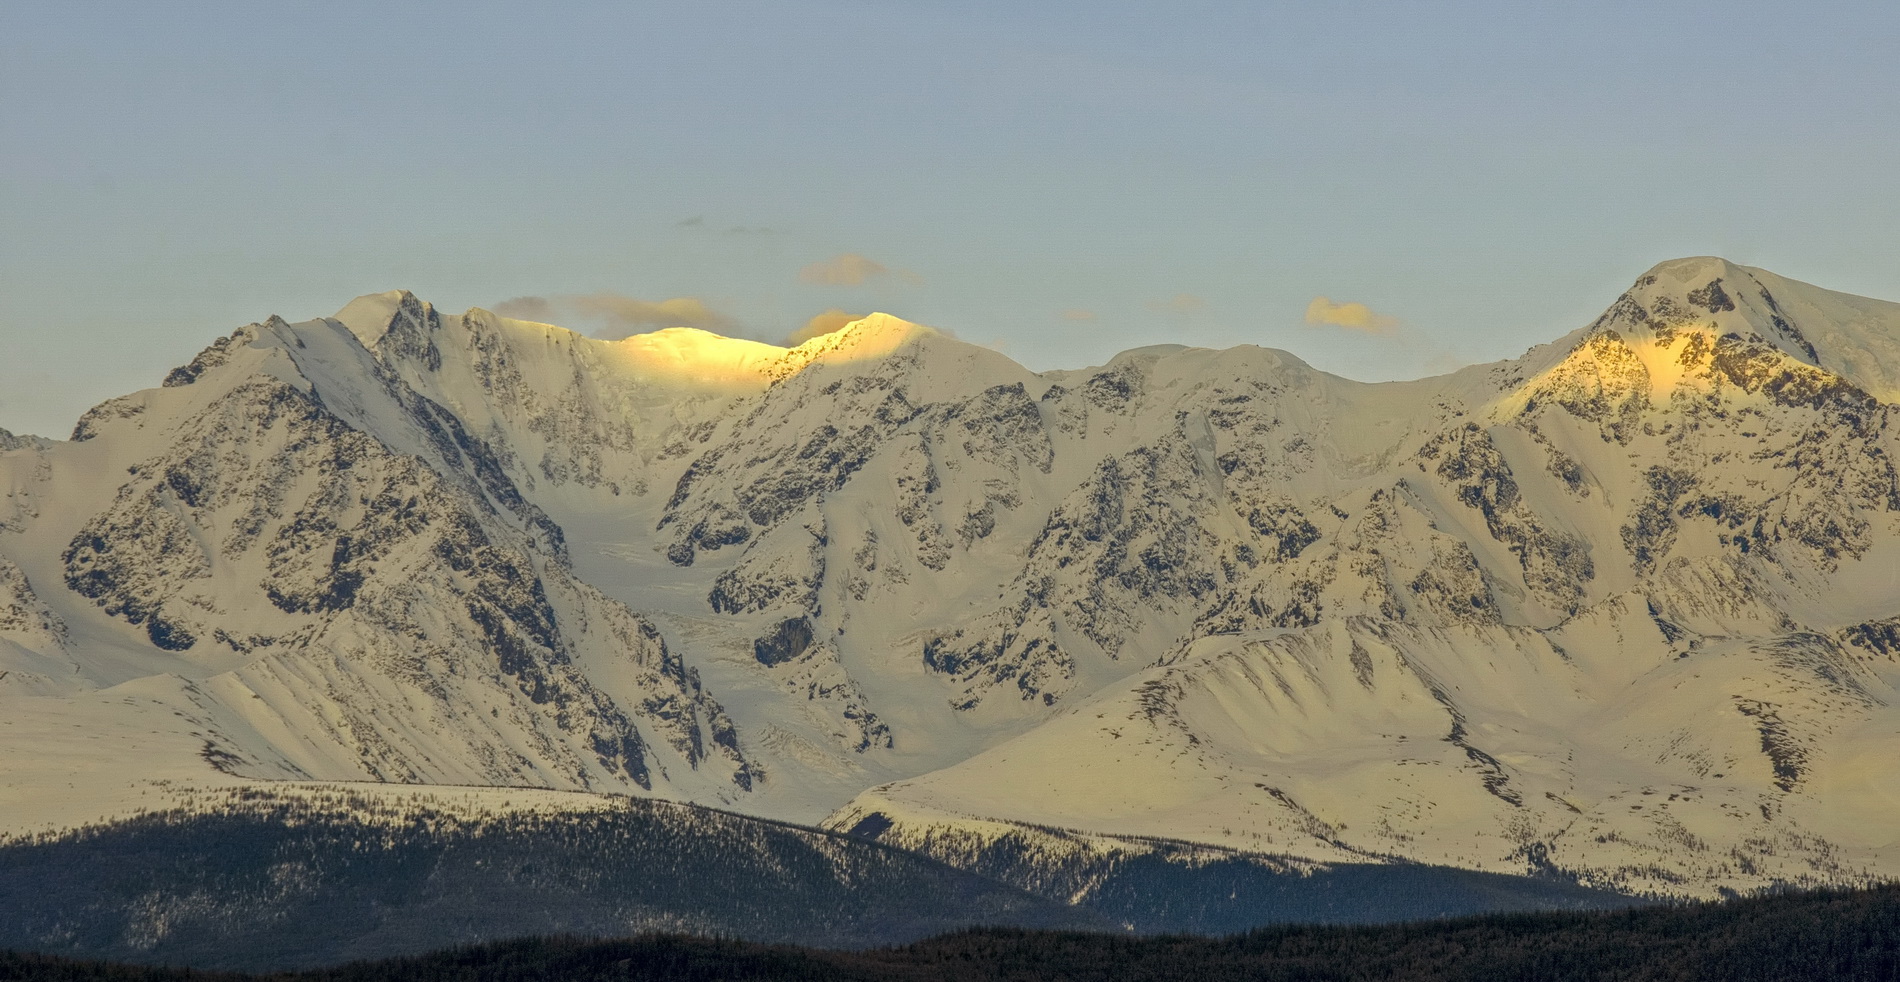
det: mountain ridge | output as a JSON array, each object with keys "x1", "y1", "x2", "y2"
[{"x1": 3, "y1": 256, "x2": 1899, "y2": 902}]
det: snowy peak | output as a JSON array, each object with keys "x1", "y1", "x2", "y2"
[
  {"x1": 1578, "y1": 257, "x2": 1900, "y2": 400},
  {"x1": 791, "y1": 311, "x2": 934, "y2": 356},
  {"x1": 332, "y1": 300, "x2": 992, "y2": 400},
  {"x1": 1623, "y1": 256, "x2": 1827, "y2": 367},
  {"x1": 772, "y1": 313, "x2": 953, "y2": 378},
  {"x1": 1488, "y1": 256, "x2": 1900, "y2": 440},
  {"x1": 604, "y1": 327, "x2": 788, "y2": 389},
  {"x1": 331, "y1": 290, "x2": 436, "y2": 351}
]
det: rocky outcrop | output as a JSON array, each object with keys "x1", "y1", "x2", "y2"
[
  {"x1": 0, "y1": 555, "x2": 64, "y2": 653},
  {"x1": 51, "y1": 313, "x2": 753, "y2": 797}
]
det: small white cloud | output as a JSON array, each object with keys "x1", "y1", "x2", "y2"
[
  {"x1": 488, "y1": 293, "x2": 739, "y2": 339},
  {"x1": 574, "y1": 294, "x2": 734, "y2": 339},
  {"x1": 493, "y1": 296, "x2": 557, "y2": 322},
  {"x1": 799, "y1": 253, "x2": 918, "y2": 286},
  {"x1": 1146, "y1": 293, "x2": 1209, "y2": 315},
  {"x1": 1304, "y1": 296, "x2": 1400, "y2": 336},
  {"x1": 1060, "y1": 308, "x2": 1098, "y2": 321}
]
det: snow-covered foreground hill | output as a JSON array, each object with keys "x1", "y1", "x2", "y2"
[{"x1": 3, "y1": 257, "x2": 1898, "y2": 900}]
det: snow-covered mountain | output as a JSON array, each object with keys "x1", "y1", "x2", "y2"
[{"x1": 4, "y1": 257, "x2": 1899, "y2": 900}]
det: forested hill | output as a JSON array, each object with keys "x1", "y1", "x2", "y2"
[
  {"x1": 5, "y1": 883, "x2": 1898, "y2": 982},
  {"x1": 0, "y1": 789, "x2": 1623, "y2": 971}
]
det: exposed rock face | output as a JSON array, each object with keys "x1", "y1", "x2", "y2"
[
  {"x1": 7, "y1": 259, "x2": 1900, "y2": 899},
  {"x1": 24, "y1": 297, "x2": 752, "y2": 799},
  {"x1": 0, "y1": 428, "x2": 51, "y2": 454},
  {"x1": 0, "y1": 555, "x2": 65, "y2": 655},
  {"x1": 754, "y1": 617, "x2": 815, "y2": 667}
]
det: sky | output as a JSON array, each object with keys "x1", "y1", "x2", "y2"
[{"x1": 4, "y1": 0, "x2": 1898, "y2": 437}]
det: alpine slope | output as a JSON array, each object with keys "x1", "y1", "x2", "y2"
[{"x1": 3, "y1": 256, "x2": 1898, "y2": 899}]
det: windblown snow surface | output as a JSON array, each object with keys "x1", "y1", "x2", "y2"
[{"x1": 4, "y1": 257, "x2": 1899, "y2": 900}]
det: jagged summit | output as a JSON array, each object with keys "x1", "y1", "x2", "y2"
[
  {"x1": 311, "y1": 259, "x2": 1900, "y2": 411},
  {"x1": 0, "y1": 427, "x2": 52, "y2": 452},
  {"x1": 330, "y1": 289, "x2": 433, "y2": 349},
  {"x1": 763, "y1": 311, "x2": 937, "y2": 378},
  {"x1": 326, "y1": 295, "x2": 972, "y2": 394},
  {"x1": 1562, "y1": 257, "x2": 1900, "y2": 398}
]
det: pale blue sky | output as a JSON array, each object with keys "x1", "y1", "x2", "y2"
[{"x1": 4, "y1": 0, "x2": 1898, "y2": 436}]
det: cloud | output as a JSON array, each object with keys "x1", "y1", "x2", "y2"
[
  {"x1": 1060, "y1": 308, "x2": 1097, "y2": 321},
  {"x1": 1304, "y1": 296, "x2": 1401, "y2": 336},
  {"x1": 787, "y1": 308, "x2": 864, "y2": 346},
  {"x1": 493, "y1": 296, "x2": 557, "y2": 322},
  {"x1": 572, "y1": 294, "x2": 735, "y2": 340},
  {"x1": 1424, "y1": 350, "x2": 1470, "y2": 374},
  {"x1": 1146, "y1": 293, "x2": 1209, "y2": 315},
  {"x1": 675, "y1": 215, "x2": 778, "y2": 234},
  {"x1": 799, "y1": 252, "x2": 919, "y2": 286},
  {"x1": 489, "y1": 293, "x2": 739, "y2": 340},
  {"x1": 800, "y1": 253, "x2": 886, "y2": 285}
]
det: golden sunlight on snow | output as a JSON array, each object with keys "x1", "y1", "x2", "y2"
[
  {"x1": 519, "y1": 311, "x2": 935, "y2": 392},
  {"x1": 606, "y1": 327, "x2": 789, "y2": 387}
]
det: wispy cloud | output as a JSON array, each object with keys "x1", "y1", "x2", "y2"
[
  {"x1": 1147, "y1": 293, "x2": 1209, "y2": 315},
  {"x1": 675, "y1": 215, "x2": 779, "y2": 234},
  {"x1": 799, "y1": 253, "x2": 919, "y2": 286},
  {"x1": 787, "y1": 308, "x2": 864, "y2": 345},
  {"x1": 1060, "y1": 308, "x2": 1097, "y2": 321},
  {"x1": 493, "y1": 296, "x2": 557, "y2": 322},
  {"x1": 573, "y1": 294, "x2": 734, "y2": 339},
  {"x1": 492, "y1": 293, "x2": 736, "y2": 340},
  {"x1": 1304, "y1": 296, "x2": 1400, "y2": 336}
]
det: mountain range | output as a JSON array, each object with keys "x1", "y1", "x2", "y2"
[{"x1": 4, "y1": 256, "x2": 1899, "y2": 946}]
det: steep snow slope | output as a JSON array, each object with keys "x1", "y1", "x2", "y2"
[{"x1": 3, "y1": 257, "x2": 1899, "y2": 898}]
